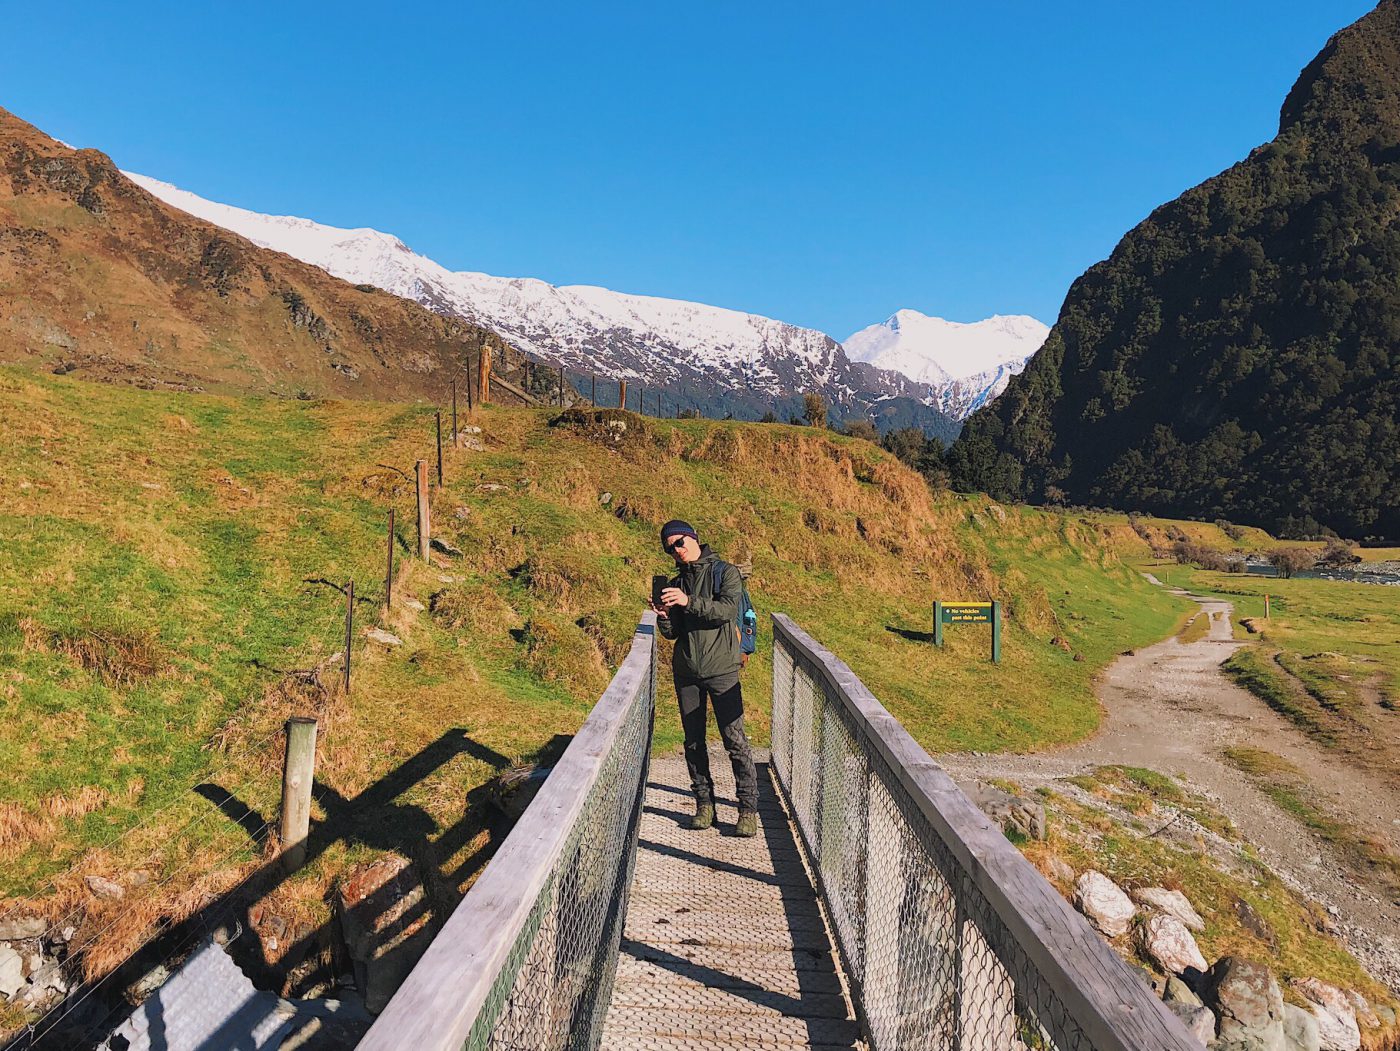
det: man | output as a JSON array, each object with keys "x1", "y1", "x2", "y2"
[{"x1": 649, "y1": 520, "x2": 759, "y2": 837}]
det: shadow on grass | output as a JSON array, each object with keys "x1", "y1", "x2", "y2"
[
  {"x1": 28, "y1": 728, "x2": 573, "y2": 1049},
  {"x1": 885, "y1": 624, "x2": 934, "y2": 643}
]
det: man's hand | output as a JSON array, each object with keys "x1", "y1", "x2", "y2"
[
  {"x1": 660, "y1": 587, "x2": 689, "y2": 610},
  {"x1": 647, "y1": 598, "x2": 669, "y2": 619}
]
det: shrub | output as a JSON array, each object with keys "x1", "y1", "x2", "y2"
[{"x1": 1268, "y1": 547, "x2": 1316, "y2": 579}]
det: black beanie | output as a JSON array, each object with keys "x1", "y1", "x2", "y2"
[{"x1": 659, "y1": 519, "x2": 699, "y2": 544}]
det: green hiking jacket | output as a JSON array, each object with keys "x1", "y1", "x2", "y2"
[{"x1": 657, "y1": 545, "x2": 742, "y2": 684}]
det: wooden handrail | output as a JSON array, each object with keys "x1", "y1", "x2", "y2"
[
  {"x1": 358, "y1": 612, "x2": 657, "y2": 1050},
  {"x1": 771, "y1": 613, "x2": 1201, "y2": 1051}
]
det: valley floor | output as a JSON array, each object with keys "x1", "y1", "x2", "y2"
[{"x1": 941, "y1": 579, "x2": 1400, "y2": 993}]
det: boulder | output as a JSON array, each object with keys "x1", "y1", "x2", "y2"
[
  {"x1": 1167, "y1": 975, "x2": 1204, "y2": 1007},
  {"x1": 1202, "y1": 956, "x2": 1285, "y2": 1051},
  {"x1": 1289, "y1": 979, "x2": 1360, "y2": 1051},
  {"x1": 1132, "y1": 887, "x2": 1206, "y2": 931},
  {"x1": 1140, "y1": 914, "x2": 1209, "y2": 975},
  {"x1": 1342, "y1": 991, "x2": 1378, "y2": 1030},
  {"x1": 363, "y1": 627, "x2": 402, "y2": 647},
  {"x1": 337, "y1": 856, "x2": 434, "y2": 1014},
  {"x1": 85, "y1": 874, "x2": 124, "y2": 900},
  {"x1": 1166, "y1": 1000, "x2": 1215, "y2": 1045},
  {"x1": 961, "y1": 780, "x2": 1047, "y2": 841},
  {"x1": 1282, "y1": 1004, "x2": 1321, "y2": 1051},
  {"x1": 1235, "y1": 899, "x2": 1278, "y2": 949},
  {"x1": 1073, "y1": 871, "x2": 1136, "y2": 937},
  {"x1": 0, "y1": 916, "x2": 46, "y2": 941},
  {"x1": 0, "y1": 944, "x2": 25, "y2": 999}
]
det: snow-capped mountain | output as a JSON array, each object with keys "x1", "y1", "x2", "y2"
[
  {"x1": 126, "y1": 172, "x2": 1031, "y2": 432},
  {"x1": 845, "y1": 311, "x2": 1048, "y2": 419}
]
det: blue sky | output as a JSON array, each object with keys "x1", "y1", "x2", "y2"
[{"x1": 1, "y1": 2, "x2": 1376, "y2": 337}]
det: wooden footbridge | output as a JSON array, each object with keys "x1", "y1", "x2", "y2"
[{"x1": 359, "y1": 613, "x2": 1199, "y2": 1051}]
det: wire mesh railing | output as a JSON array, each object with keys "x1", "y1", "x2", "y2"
[
  {"x1": 357, "y1": 612, "x2": 657, "y2": 1051},
  {"x1": 770, "y1": 613, "x2": 1201, "y2": 1051}
]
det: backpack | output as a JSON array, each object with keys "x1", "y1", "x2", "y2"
[{"x1": 713, "y1": 561, "x2": 758, "y2": 658}]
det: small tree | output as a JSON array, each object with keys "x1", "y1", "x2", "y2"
[
  {"x1": 1317, "y1": 537, "x2": 1361, "y2": 567},
  {"x1": 843, "y1": 418, "x2": 879, "y2": 443},
  {"x1": 759, "y1": 410, "x2": 779, "y2": 424},
  {"x1": 802, "y1": 391, "x2": 828, "y2": 429},
  {"x1": 1268, "y1": 547, "x2": 1315, "y2": 579}
]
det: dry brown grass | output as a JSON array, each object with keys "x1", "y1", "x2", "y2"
[
  {"x1": 517, "y1": 614, "x2": 608, "y2": 694},
  {"x1": 38, "y1": 620, "x2": 170, "y2": 687}
]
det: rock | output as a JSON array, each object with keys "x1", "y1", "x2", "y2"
[
  {"x1": 1374, "y1": 1005, "x2": 1395, "y2": 1027},
  {"x1": 599, "y1": 492, "x2": 613, "y2": 505},
  {"x1": 1290, "y1": 979, "x2": 1360, "y2": 1051},
  {"x1": 1044, "y1": 856, "x2": 1075, "y2": 884},
  {"x1": 476, "y1": 482, "x2": 507, "y2": 493},
  {"x1": 1235, "y1": 899, "x2": 1278, "y2": 949},
  {"x1": 961, "y1": 780, "x2": 1046, "y2": 841},
  {"x1": 460, "y1": 425, "x2": 482, "y2": 435},
  {"x1": 0, "y1": 944, "x2": 25, "y2": 999},
  {"x1": 1342, "y1": 991, "x2": 1378, "y2": 1029},
  {"x1": 402, "y1": 598, "x2": 426, "y2": 613},
  {"x1": 1073, "y1": 652, "x2": 1086, "y2": 661},
  {"x1": 1203, "y1": 956, "x2": 1285, "y2": 1051},
  {"x1": 1051, "y1": 636, "x2": 1072, "y2": 651},
  {"x1": 1167, "y1": 975, "x2": 1204, "y2": 1007},
  {"x1": 363, "y1": 627, "x2": 402, "y2": 647},
  {"x1": 127, "y1": 961, "x2": 171, "y2": 1002},
  {"x1": 0, "y1": 916, "x2": 47, "y2": 941},
  {"x1": 1140, "y1": 914, "x2": 1208, "y2": 975},
  {"x1": 429, "y1": 537, "x2": 463, "y2": 557},
  {"x1": 338, "y1": 856, "x2": 434, "y2": 1014},
  {"x1": 1073, "y1": 871, "x2": 1136, "y2": 937},
  {"x1": 85, "y1": 874, "x2": 124, "y2": 900},
  {"x1": 1132, "y1": 887, "x2": 1206, "y2": 932},
  {"x1": 21, "y1": 960, "x2": 67, "y2": 1006},
  {"x1": 1282, "y1": 1004, "x2": 1321, "y2": 1051},
  {"x1": 453, "y1": 506, "x2": 471, "y2": 520},
  {"x1": 1166, "y1": 1001, "x2": 1215, "y2": 1045}
]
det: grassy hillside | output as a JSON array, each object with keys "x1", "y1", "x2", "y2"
[{"x1": 0, "y1": 367, "x2": 1190, "y2": 1011}]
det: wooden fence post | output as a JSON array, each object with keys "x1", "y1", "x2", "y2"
[
  {"x1": 385, "y1": 508, "x2": 395, "y2": 607},
  {"x1": 452, "y1": 378, "x2": 459, "y2": 448},
  {"x1": 279, "y1": 717, "x2": 318, "y2": 872},
  {"x1": 1264, "y1": 594, "x2": 1271, "y2": 619},
  {"x1": 619, "y1": 380, "x2": 628, "y2": 411},
  {"x1": 343, "y1": 580, "x2": 354, "y2": 693},
  {"x1": 479, "y1": 346, "x2": 492, "y2": 405},
  {"x1": 416, "y1": 459, "x2": 430, "y2": 560},
  {"x1": 639, "y1": 386, "x2": 645, "y2": 415},
  {"x1": 436, "y1": 411, "x2": 444, "y2": 487}
]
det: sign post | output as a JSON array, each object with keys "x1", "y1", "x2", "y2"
[{"x1": 933, "y1": 600, "x2": 1002, "y2": 663}]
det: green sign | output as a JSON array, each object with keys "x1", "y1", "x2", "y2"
[
  {"x1": 933, "y1": 600, "x2": 1002, "y2": 663},
  {"x1": 940, "y1": 602, "x2": 993, "y2": 624}
]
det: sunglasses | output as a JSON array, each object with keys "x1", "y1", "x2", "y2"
[{"x1": 663, "y1": 537, "x2": 689, "y2": 553}]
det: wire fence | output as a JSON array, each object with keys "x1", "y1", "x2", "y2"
[
  {"x1": 770, "y1": 613, "x2": 1201, "y2": 1051},
  {"x1": 357, "y1": 612, "x2": 657, "y2": 1051}
]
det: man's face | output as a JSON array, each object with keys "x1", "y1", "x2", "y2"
[{"x1": 663, "y1": 533, "x2": 699, "y2": 564}]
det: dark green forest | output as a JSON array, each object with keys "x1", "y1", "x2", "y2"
[{"x1": 950, "y1": 0, "x2": 1400, "y2": 540}]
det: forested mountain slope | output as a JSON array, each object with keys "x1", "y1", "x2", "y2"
[{"x1": 951, "y1": 1, "x2": 1400, "y2": 540}]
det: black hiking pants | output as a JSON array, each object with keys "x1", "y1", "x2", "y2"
[{"x1": 676, "y1": 672, "x2": 758, "y2": 814}]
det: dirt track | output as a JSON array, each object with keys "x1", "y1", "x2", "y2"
[{"x1": 940, "y1": 582, "x2": 1400, "y2": 991}]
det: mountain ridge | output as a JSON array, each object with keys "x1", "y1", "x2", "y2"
[
  {"x1": 125, "y1": 172, "x2": 1040, "y2": 430},
  {"x1": 950, "y1": 0, "x2": 1400, "y2": 540}
]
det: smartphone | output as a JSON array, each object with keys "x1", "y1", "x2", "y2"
[{"x1": 651, "y1": 574, "x2": 669, "y2": 607}]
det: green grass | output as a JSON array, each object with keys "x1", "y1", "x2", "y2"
[
  {"x1": 0, "y1": 367, "x2": 1195, "y2": 995},
  {"x1": 1222, "y1": 648, "x2": 1334, "y2": 741}
]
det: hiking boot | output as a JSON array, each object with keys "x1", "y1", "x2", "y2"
[
  {"x1": 688, "y1": 802, "x2": 714, "y2": 831},
  {"x1": 735, "y1": 810, "x2": 759, "y2": 838}
]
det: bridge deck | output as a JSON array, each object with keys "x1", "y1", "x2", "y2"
[{"x1": 602, "y1": 750, "x2": 866, "y2": 1050}]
